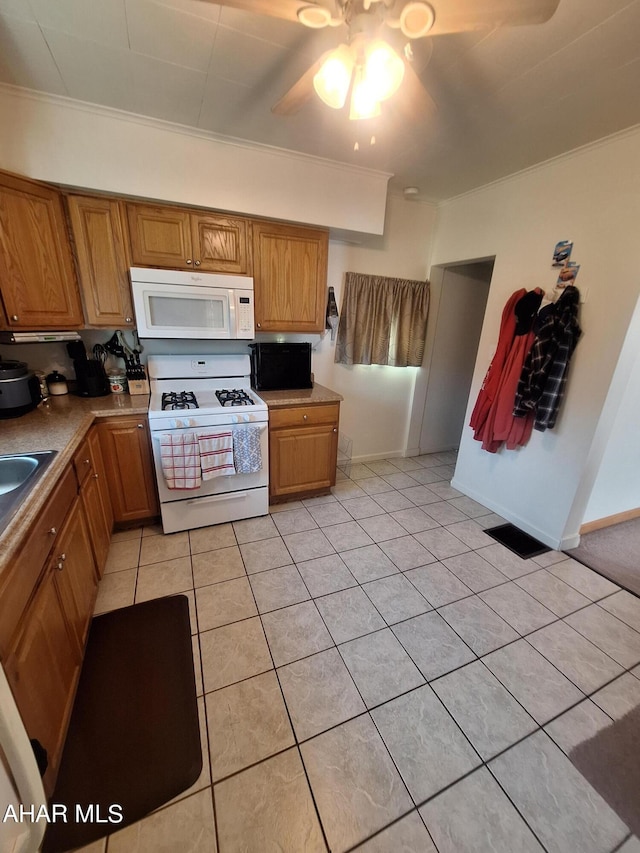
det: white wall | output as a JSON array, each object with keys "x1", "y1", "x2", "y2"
[
  {"x1": 580, "y1": 294, "x2": 640, "y2": 524},
  {"x1": 0, "y1": 84, "x2": 389, "y2": 235},
  {"x1": 313, "y1": 194, "x2": 437, "y2": 461},
  {"x1": 429, "y1": 127, "x2": 640, "y2": 549}
]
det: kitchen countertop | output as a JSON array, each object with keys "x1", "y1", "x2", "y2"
[
  {"x1": 257, "y1": 383, "x2": 343, "y2": 408},
  {"x1": 0, "y1": 393, "x2": 149, "y2": 574}
]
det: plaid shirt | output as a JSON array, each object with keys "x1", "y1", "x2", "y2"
[{"x1": 513, "y1": 286, "x2": 581, "y2": 430}]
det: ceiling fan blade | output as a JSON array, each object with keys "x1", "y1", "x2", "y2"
[
  {"x1": 209, "y1": 0, "x2": 307, "y2": 23},
  {"x1": 272, "y1": 50, "x2": 334, "y2": 115},
  {"x1": 426, "y1": 0, "x2": 560, "y2": 36}
]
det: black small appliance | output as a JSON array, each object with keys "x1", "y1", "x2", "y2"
[
  {"x1": 74, "y1": 359, "x2": 111, "y2": 397},
  {"x1": 249, "y1": 342, "x2": 312, "y2": 391}
]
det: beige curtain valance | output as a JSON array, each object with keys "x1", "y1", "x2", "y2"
[{"x1": 335, "y1": 271, "x2": 430, "y2": 367}]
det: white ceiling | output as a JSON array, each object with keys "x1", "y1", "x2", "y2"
[{"x1": 1, "y1": 0, "x2": 639, "y2": 199}]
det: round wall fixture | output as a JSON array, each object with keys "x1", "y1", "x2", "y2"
[{"x1": 400, "y1": 2, "x2": 436, "y2": 39}]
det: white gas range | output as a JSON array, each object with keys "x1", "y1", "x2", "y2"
[{"x1": 147, "y1": 354, "x2": 269, "y2": 534}]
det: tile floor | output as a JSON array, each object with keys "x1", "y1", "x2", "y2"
[{"x1": 83, "y1": 450, "x2": 640, "y2": 853}]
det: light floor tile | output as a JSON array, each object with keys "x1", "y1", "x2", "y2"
[
  {"x1": 474, "y1": 543, "x2": 536, "y2": 580},
  {"x1": 192, "y1": 545, "x2": 245, "y2": 587},
  {"x1": 420, "y1": 767, "x2": 544, "y2": 853},
  {"x1": 331, "y1": 481, "x2": 367, "y2": 500},
  {"x1": 378, "y1": 536, "x2": 437, "y2": 571},
  {"x1": 421, "y1": 500, "x2": 468, "y2": 525},
  {"x1": 322, "y1": 520, "x2": 375, "y2": 552},
  {"x1": 405, "y1": 563, "x2": 473, "y2": 608},
  {"x1": 339, "y1": 628, "x2": 425, "y2": 708},
  {"x1": 135, "y1": 555, "x2": 193, "y2": 602},
  {"x1": 548, "y1": 558, "x2": 620, "y2": 601},
  {"x1": 445, "y1": 520, "x2": 494, "y2": 549},
  {"x1": 414, "y1": 527, "x2": 470, "y2": 560},
  {"x1": 390, "y1": 507, "x2": 440, "y2": 534},
  {"x1": 479, "y1": 582, "x2": 557, "y2": 635},
  {"x1": 483, "y1": 640, "x2": 584, "y2": 724},
  {"x1": 438, "y1": 596, "x2": 519, "y2": 656},
  {"x1": 239, "y1": 536, "x2": 293, "y2": 574},
  {"x1": 93, "y1": 568, "x2": 136, "y2": 615},
  {"x1": 301, "y1": 714, "x2": 412, "y2": 852},
  {"x1": 353, "y1": 811, "x2": 437, "y2": 853},
  {"x1": 108, "y1": 789, "x2": 217, "y2": 853},
  {"x1": 428, "y1": 482, "x2": 463, "y2": 500},
  {"x1": 392, "y1": 612, "x2": 475, "y2": 681},
  {"x1": 371, "y1": 684, "x2": 481, "y2": 803},
  {"x1": 442, "y1": 551, "x2": 508, "y2": 593},
  {"x1": 261, "y1": 600, "x2": 334, "y2": 666},
  {"x1": 346, "y1": 463, "x2": 376, "y2": 479},
  {"x1": 283, "y1": 529, "x2": 335, "y2": 562},
  {"x1": 398, "y1": 485, "x2": 441, "y2": 506},
  {"x1": 109, "y1": 527, "x2": 142, "y2": 543},
  {"x1": 214, "y1": 748, "x2": 325, "y2": 853},
  {"x1": 599, "y1": 590, "x2": 640, "y2": 633},
  {"x1": 195, "y1": 576, "x2": 257, "y2": 631},
  {"x1": 365, "y1": 459, "x2": 401, "y2": 476},
  {"x1": 138, "y1": 531, "x2": 190, "y2": 566},
  {"x1": 188, "y1": 522, "x2": 236, "y2": 554},
  {"x1": 271, "y1": 507, "x2": 318, "y2": 536},
  {"x1": 232, "y1": 514, "x2": 279, "y2": 544},
  {"x1": 269, "y1": 500, "x2": 304, "y2": 512},
  {"x1": 432, "y1": 660, "x2": 537, "y2": 760},
  {"x1": 357, "y1": 514, "x2": 408, "y2": 542},
  {"x1": 362, "y1": 574, "x2": 431, "y2": 624},
  {"x1": 516, "y1": 569, "x2": 591, "y2": 617},
  {"x1": 340, "y1": 544, "x2": 399, "y2": 583},
  {"x1": 387, "y1": 457, "x2": 424, "y2": 472},
  {"x1": 200, "y1": 617, "x2": 272, "y2": 692},
  {"x1": 591, "y1": 672, "x2": 640, "y2": 719},
  {"x1": 489, "y1": 731, "x2": 628, "y2": 853},
  {"x1": 566, "y1": 605, "x2": 640, "y2": 668},
  {"x1": 104, "y1": 538, "x2": 140, "y2": 573},
  {"x1": 297, "y1": 553, "x2": 358, "y2": 598},
  {"x1": 248, "y1": 564, "x2": 310, "y2": 613},
  {"x1": 277, "y1": 647, "x2": 366, "y2": 741},
  {"x1": 530, "y1": 549, "x2": 568, "y2": 567},
  {"x1": 447, "y1": 496, "x2": 493, "y2": 519},
  {"x1": 371, "y1": 490, "x2": 415, "y2": 512},
  {"x1": 206, "y1": 670, "x2": 294, "y2": 781},
  {"x1": 527, "y1": 620, "x2": 624, "y2": 693},
  {"x1": 407, "y1": 467, "x2": 445, "y2": 485},
  {"x1": 316, "y1": 587, "x2": 385, "y2": 644},
  {"x1": 163, "y1": 696, "x2": 211, "y2": 806},
  {"x1": 307, "y1": 501, "x2": 355, "y2": 526},
  {"x1": 339, "y1": 496, "x2": 386, "y2": 520},
  {"x1": 357, "y1": 476, "x2": 395, "y2": 495},
  {"x1": 544, "y1": 699, "x2": 613, "y2": 754}
]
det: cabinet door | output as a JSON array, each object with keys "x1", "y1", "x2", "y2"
[
  {"x1": 97, "y1": 417, "x2": 159, "y2": 524},
  {"x1": 191, "y1": 213, "x2": 251, "y2": 274},
  {"x1": 270, "y1": 423, "x2": 338, "y2": 498},
  {"x1": 4, "y1": 569, "x2": 81, "y2": 796},
  {"x1": 66, "y1": 194, "x2": 135, "y2": 327},
  {"x1": 253, "y1": 221, "x2": 328, "y2": 333},
  {"x1": 126, "y1": 203, "x2": 193, "y2": 269},
  {"x1": 0, "y1": 172, "x2": 83, "y2": 329}
]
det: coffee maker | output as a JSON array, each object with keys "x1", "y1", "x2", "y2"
[{"x1": 67, "y1": 341, "x2": 110, "y2": 397}]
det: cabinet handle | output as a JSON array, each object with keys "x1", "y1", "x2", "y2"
[
  {"x1": 93, "y1": 473, "x2": 99, "y2": 479},
  {"x1": 84, "y1": 458, "x2": 91, "y2": 465},
  {"x1": 137, "y1": 423, "x2": 144, "y2": 429},
  {"x1": 303, "y1": 414, "x2": 308, "y2": 420},
  {"x1": 125, "y1": 316, "x2": 132, "y2": 323},
  {"x1": 55, "y1": 553, "x2": 67, "y2": 571},
  {"x1": 186, "y1": 259, "x2": 192, "y2": 265},
  {"x1": 194, "y1": 260, "x2": 201, "y2": 266},
  {"x1": 333, "y1": 428, "x2": 338, "y2": 433},
  {"x1": 11, "y1": 315, "x2": 18, "y2": 322},
  {"x1": 256, "y1": 323, "x2": 261, "y2": 329},
  {"x1": 49, "y1": 527, "x2": 57, "y2": 536}
]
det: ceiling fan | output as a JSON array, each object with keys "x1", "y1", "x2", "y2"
[{"x1": 211, "y1": 0, "x2": 561, "y2": 120}]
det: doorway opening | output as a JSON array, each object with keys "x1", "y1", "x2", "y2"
[{"x1": 418, "y1": 259, "x2": 494, "y2": 454}]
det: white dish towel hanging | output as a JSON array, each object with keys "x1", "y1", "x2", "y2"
[
  {"x1": 198, "y1": 431, "x2": 236, "y2": 479},
  {"x1": 160, "y1": 432, "x2": 202, "y2": 489},
  {"x1": 232, "y1": 425, "x2": 263, "y2": 474}
]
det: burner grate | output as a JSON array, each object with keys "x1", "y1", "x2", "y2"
[
  {"x1": 162, "y1": 391, "x2": 199, "y2": 411},
  {"x1": 215, "y1": 389, "x2": 254, "y2": 407}
]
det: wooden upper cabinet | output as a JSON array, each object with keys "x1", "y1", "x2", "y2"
[
  {"x1": 126, "y1": 202, "x2": 251, "y2": 274},
  {"x1": 0, "y1": 172, "x2": 84, "y2": 329},
  {"x1": 253, "y1": 221, "x2": 328, "y2": 333},
  {"x1": 66, "y1": 194, "x2": 135, "y2": 327}
]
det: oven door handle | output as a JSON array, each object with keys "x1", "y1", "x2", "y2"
[{"x1": 184, "y1": 491, "x2": 248, "y2": 506}]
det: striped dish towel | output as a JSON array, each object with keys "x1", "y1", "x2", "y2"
[
  {"x1": 232, "y1": 425, "x2": 263, "y2": 474},
  {"x1": 160, "y1": 432, "x2": 202, "y2": 489},
  {"x1": 198, "y1": 431, "x2": 236, "y2": 479}
]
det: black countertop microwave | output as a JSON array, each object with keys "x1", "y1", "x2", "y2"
[{"x1": 249, "y1": 342, "x2": 312, "y2": 391}]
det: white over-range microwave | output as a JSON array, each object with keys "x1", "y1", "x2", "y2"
[{"x1": 130, "y1": 267, "x2": 255, "y2": 339}]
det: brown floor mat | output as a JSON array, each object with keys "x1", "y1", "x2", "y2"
[
  {"x1": 43, "y1": 595, "x2": 202, "y2": 853},
  {"x1": 569, "y1": 704, "x2": 640, "y2": 837}
]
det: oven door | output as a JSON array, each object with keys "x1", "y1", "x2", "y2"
[{"x1": 132, "y1": 281, "x2": 236, "y2": 339}]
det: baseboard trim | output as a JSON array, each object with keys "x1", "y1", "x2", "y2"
[{"x1": 580, "y1": 507, "x2": 640, "y2": 534}]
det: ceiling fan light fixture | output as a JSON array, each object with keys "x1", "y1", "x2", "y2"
[
  {"x1": 297, "y1": 5, "x2": 332, "y2": 28},
  {"x1": 313, "y1": 45, "x2": 354, "y2": 109},
  {"x1": 349, "y1": 65, "x2": 382, "y2": 120},
  {"x1": 364, "y1": 40, "x2": 405, "y2": 101},
  {"x1": 400, "y1": 2, "x2": 435, "y2": 39}
]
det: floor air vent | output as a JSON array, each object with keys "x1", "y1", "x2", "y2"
[{"x1": 484, "y1": 523, "x2": 550, "y2": 559}]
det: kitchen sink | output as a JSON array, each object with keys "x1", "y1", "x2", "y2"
[{"x1": 0, "y1": 451, "x2": 58, "y2": 535}]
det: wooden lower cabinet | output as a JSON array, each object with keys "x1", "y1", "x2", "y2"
[
  {"x1": 74, "y1": 427, "x2": 113, "y2": 575},
  {"x1": 269, "y1": 402, "x2": 339, "y2": 501},
  {"x1": 4, "y1": 496, "x2": 97, "y2": 795},
  {"x1": 97, "y1": 416, "x2": 159, "y2": 524}
]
